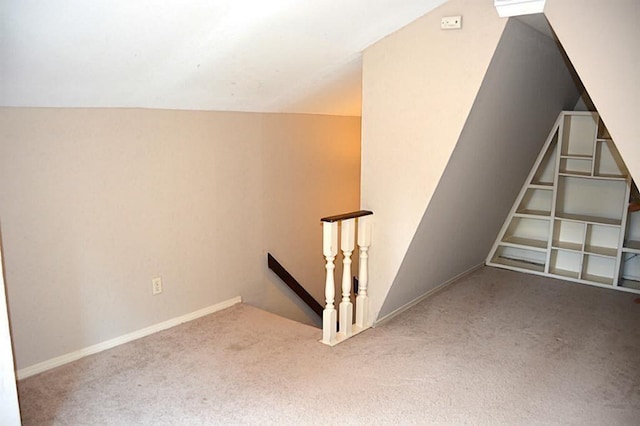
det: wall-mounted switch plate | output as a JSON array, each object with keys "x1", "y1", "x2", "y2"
[
  {"x1": 152, "y1": 277, "x2": 162, "y2": 295},
  {"x1": 441, "y1": 16, "x2": 462, "y2": 29}
]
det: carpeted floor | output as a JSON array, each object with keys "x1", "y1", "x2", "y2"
[{"x1": 17, "y1": 267, "x2": 640, "y2": 425}]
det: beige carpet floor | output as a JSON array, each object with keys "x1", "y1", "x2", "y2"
[{"x1": 17, "y1": 267, "x2": 640, "y2": 425}]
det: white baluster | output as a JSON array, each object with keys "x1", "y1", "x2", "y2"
[
  {"x1": 321, "y1": 221, "x2": 338, "y2": 344},
  {"x1": 339, "y1": 218, "x2": 355, "y2": 337},
  {"x1": 356, "y1": 215, "x2": 372, "y2": 328}
]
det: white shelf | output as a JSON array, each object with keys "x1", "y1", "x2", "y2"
[
  {"x1": 549, "y1": 267, "x2": 580, "y2": 280},
  {"x1": 595, "y1": 138, "x2": 628, "y2": 178},
  {"x1": 490, "y1": 257, "x2": 545, "y2": 273},
  {"x1": 560, "y1": 154, "x2": 592, "y2": 159},
  {"x1": 623, "y1": 240, "x2": 640, "y2": 253},
  {"x1": 552, "y1": 241, "x2": 582, "y2": 252},
  {"x1": 487, "y1": 111, "x2": 639, "y2": 295},
  {"x1": 516, "y1": 187, "x2": 552, "y2": 217},
  {"x1": 582, "y1": 273, "x2": 614, "y2": 286},
  {"x1": 619, "y1": 278, "x2": 640, "y2": 290},
  {"x1": 559, "y1": 172, "x2": 626, "y2": 181},
  {"x1": 560, "y1": 113, "x2": 597, "y2": 157},
  {"x1": 529, "y1": 183, "x2": 553, "y2": 190},
  {"x1": 503, "y1": 216, "x2": 550, "y2": 246},
  {"x1": 515, "y1": 209, "x2": 551, "y2": 217},
  {"x1": 554, "y1": 213, "x2": 622, "y2": 227},
  {"x1": 582, "y1": 254, "x2": 616, "y2": 282},
  {"x1": 491, "y1": 245, "x2": 546, "y2": 273},
  {"x1": 502, "y1": 236, "x2": 548, "y2": 250},
  {"x1": 584, "y1": 245, "x2": 618, "y2": 258},
  {"x1": 620, "y1": 251, "x2": 640, "y2": 289},
  {"x1": 594, "y1": 174, "x2": 628, "y2": 180},
  {"x1": 531, "y1": 136, "x2": 557, "y2": 186}
]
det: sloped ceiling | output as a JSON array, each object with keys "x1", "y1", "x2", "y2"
[{"x1": 0, "y1": 0, "x2": 448, "y2": 116}]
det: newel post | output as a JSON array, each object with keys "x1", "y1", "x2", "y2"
[
  {"x1": 321, "y1": 221, "x2": 338, "y2": 344},
  {"x1": 356, "y1": 215, "x2": 372, "y2": 328}
]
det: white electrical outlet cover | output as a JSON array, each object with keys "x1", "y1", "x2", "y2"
[{"x1": 441, "y1": 16, "x2": 462, "y2": 29}]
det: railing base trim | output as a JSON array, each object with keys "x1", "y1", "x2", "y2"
[{"x1": 319, "y1": 324, "x2": 370, "y2": 346}]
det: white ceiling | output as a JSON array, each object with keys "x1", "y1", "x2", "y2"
[{"x1": 0, "y1": 0, "x2": 449, "y2": 116}]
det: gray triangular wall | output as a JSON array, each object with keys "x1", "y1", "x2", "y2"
[{"x1": 378, "y1": 16, "x2": 583, "y2": 319}]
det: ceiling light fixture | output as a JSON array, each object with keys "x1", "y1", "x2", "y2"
[{"x1": 494, "y1": 0, "x2": 546, "y2": 17}]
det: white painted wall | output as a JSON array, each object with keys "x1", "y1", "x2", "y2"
[
  {"x1": 361, "y1": 0, "x2": 507, "y2": 321},
  {"x1": 545, "y1": 0, "x2": 640, "y2": 182},
  {"x1": 377, "y1": 17, "x2": 582, "y2": 318},
  {"x1": 0, "y1": 108, "x2": 360, "y2": 370},
  {"x1": 0, "y1": 240, "x2": 21, "y2": 425}
]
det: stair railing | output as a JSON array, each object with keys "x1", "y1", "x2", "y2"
[
  {"x1": 320, "y1": 210, "x2": 373, "y2": 346},
  {"x1": 267, "y1": 253, "x2": 323, "y2": 320}
]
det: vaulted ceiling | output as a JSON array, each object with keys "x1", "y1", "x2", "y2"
[{"x1": 0, "y1": 0, "x2": 450, "y2": 116}]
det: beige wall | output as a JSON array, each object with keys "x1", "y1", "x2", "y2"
[
  {"x1": 377, "y1": 17, "x2": 581, "y2": 319},
  {"x1": 261, "y1": 114, "x2": 361, "y2": 326},
  {"x1": 545, "y1": 0, "x2": 640, "y2": 182},
  {"x1": 0, "y1": 108, "x2": 360, "y2": 369},
  {"x1": 361, "y1": 0, "x2": 507, "y2": 321}
]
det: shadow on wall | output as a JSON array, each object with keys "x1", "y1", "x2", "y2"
[{"x1": 377, "y1": 16, "x2": 583, "y2": 320}]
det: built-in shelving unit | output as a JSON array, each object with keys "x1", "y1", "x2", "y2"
[
  {"x1": 487, "y1": 111, "x2": 640, "y2": 294},
  {"x1": 620, "y1": 206, "x2": 640, "y2": 290}
]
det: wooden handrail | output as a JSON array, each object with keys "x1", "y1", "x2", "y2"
[
  {"x1": 267, "y1": 253, "x2": 323, "y2": 318},
  {"x1": 320, "y1": 210, "x2": 373, "y2": 223}
]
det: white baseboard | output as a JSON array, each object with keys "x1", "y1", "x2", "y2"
[
  {"x1": 17, "y1": 296, "x2": 242, "y2": 380},
  {"x1": 373, "y1": 263, "x2": 483, "y2": 327}
]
